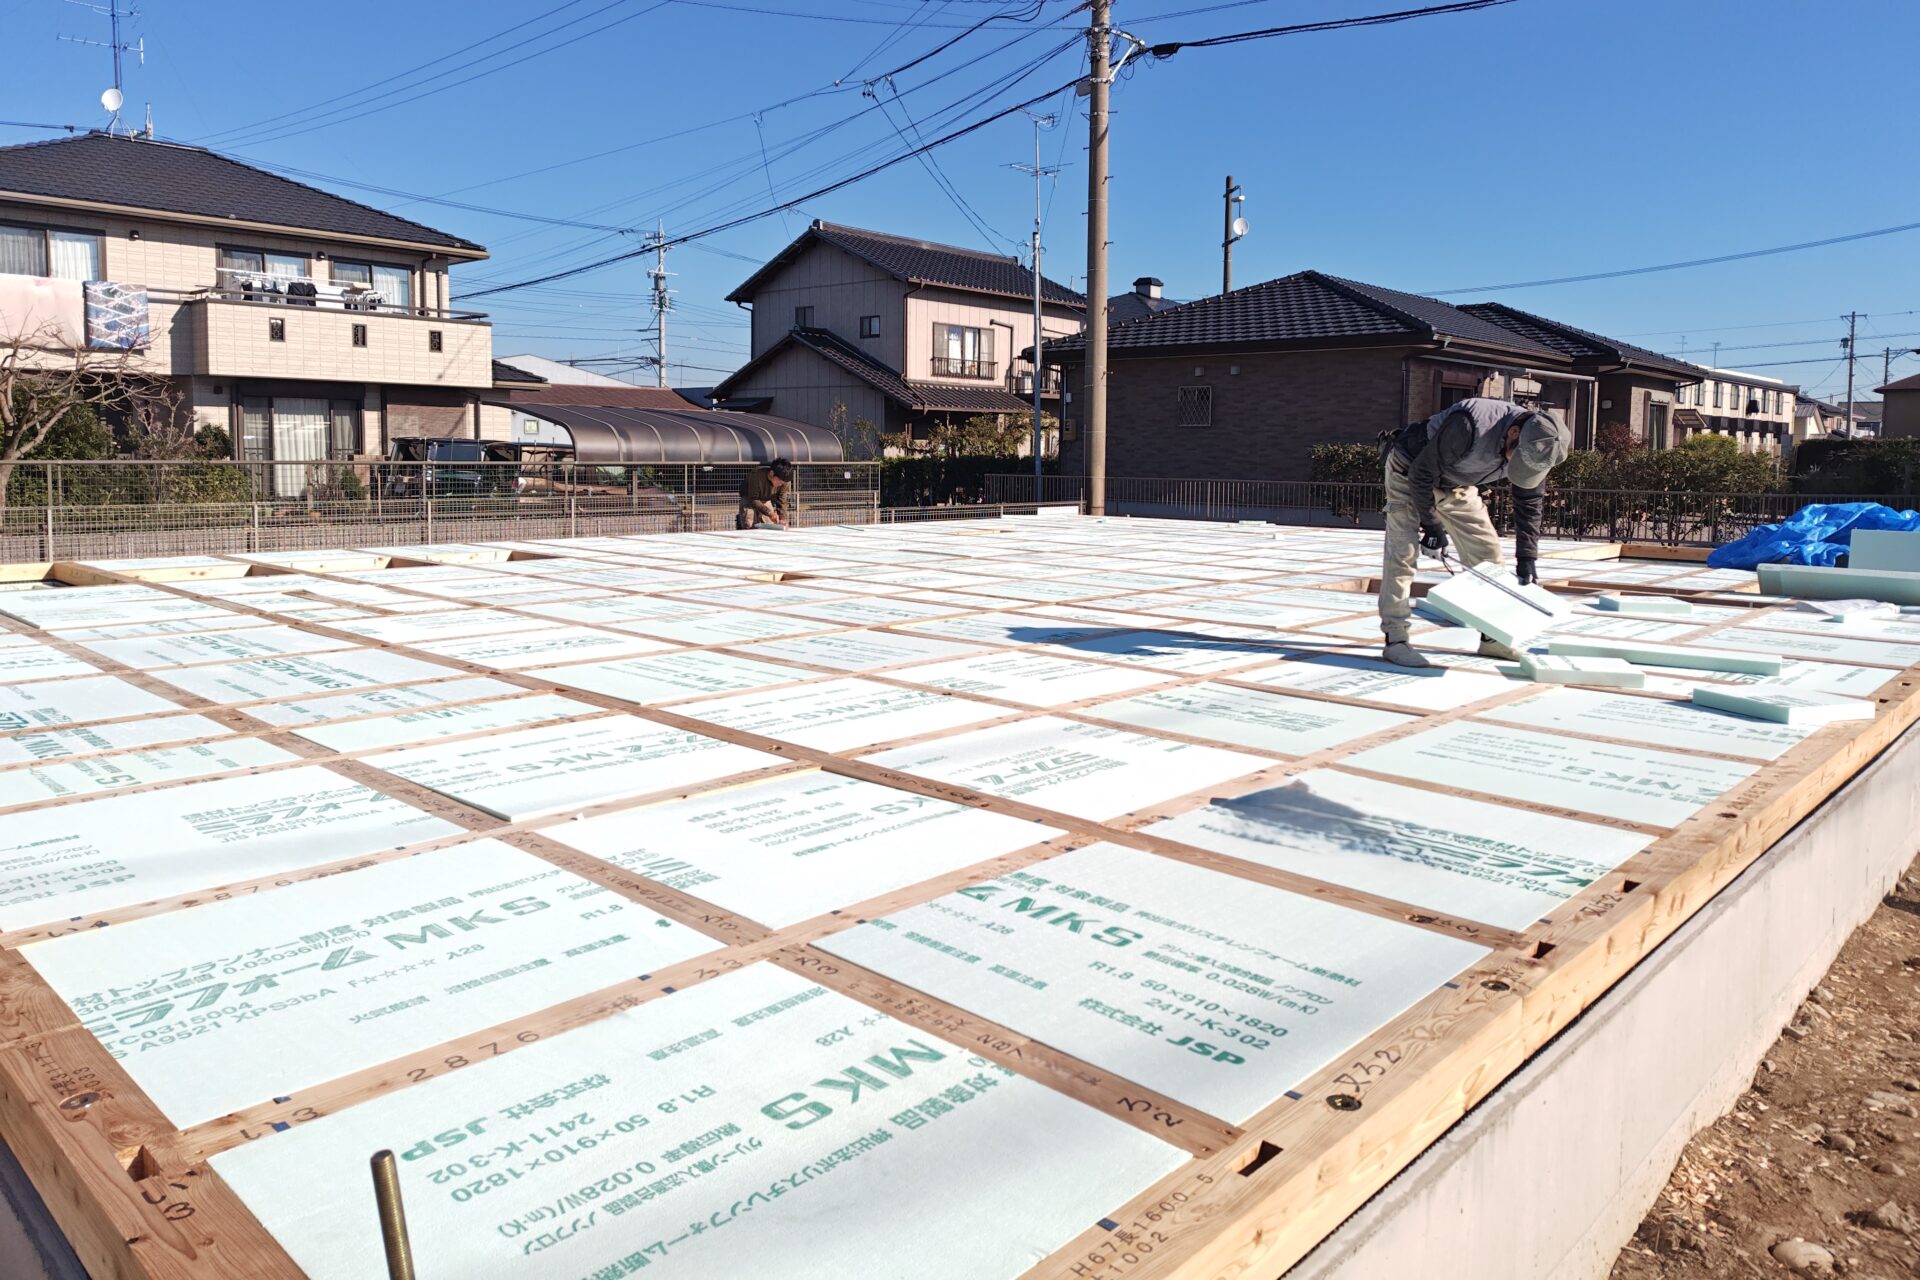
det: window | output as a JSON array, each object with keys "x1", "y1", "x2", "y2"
[
  {"x1": 351, "y1": 323, "x2": 367, "y2": 348},
  {"x1": 0, "y1": 221, "x2": 102, "y2": 280},
  {"x1": 1177, "y1": 385, "x2": 1213, "y2": 427},
  {"x1": 795, "y1": 305, "x2": 814, "y2": 328},
  {"x1": 859, "y1": 314, "x2": 880, "y2": 339},
  {"x1": 1712, "y1": 381, "x2": 1723, "y2": 408},
  {"x1": 238, "y1": 394, "x2": 362, "y2": 496},
  {"x1": 331, "y1": 258, "x2": 412, "y2": 309},
  {"x1": 1647, "y1": 398, "x2": 1671, "y2": 450},
  {"x1": 218, "y1": 246, "x2": 306, "y2": 289},
  {"x1": 268, "y1": 318, "x2": 286, "y2": 342},
  {"x1": 428, "y1": 329, "x2": 443, "y2": 353},
  {"x1": 931, "y1": 323, "x2": 995, "y2": 378}
]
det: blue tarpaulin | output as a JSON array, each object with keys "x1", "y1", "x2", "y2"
[{"x1": 1708, "y1": 502, "x2": 1920, "y2": 569}]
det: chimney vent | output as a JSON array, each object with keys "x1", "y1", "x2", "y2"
[{"x1": 1134, "y1": 276, "x2": 1163, "y2": 300}]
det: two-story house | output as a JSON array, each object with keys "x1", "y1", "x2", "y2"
[
  {"x1": 0, "y1": 131, "x2": 493, "y2": 486},
  {"x1": 709, "y1": 221, "x2": 1084, "y2": 448}
]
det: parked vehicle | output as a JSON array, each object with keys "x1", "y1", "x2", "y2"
[{"x1": 377, "y1": 438, "x2": 535, "y2": 499}]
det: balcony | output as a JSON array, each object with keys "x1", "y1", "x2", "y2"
[
  {"x1": 180, "y1": 292, "x2": 492, "y2": 389},
  {"x1": 929, "y1": 356, "x2": 997, "y2": 380}
]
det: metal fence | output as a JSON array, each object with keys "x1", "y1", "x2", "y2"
[
  {"x1": 983, "y1": 474, "x2": 1912, "y2": 546},
  {"x1": 0, "y1": 460, "x2": 881, "y2": 561}
]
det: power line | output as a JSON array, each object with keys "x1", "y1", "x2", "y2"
[
  {"x1": 458, "y1": 75, "x2": 1079, "y2": 300},
  {"x1": 213, "y1": 0, "x2": 675, "y2": 149},
  {"x1": 461, "y1": 29, "x2": 1079, "y2": 289},
  {"x1": 1620, "y1": 311, "x2": 1920, "y2": 339},
  {"x1": 1661, "y1": 328, "x2": 1920, "y2": 358},
  {"x1": 196, "y1": 0, "x2": 609, "y2": 143},
  {"x1": 1142, "y1": 0, "x2": 1516, "y2": 55},
  {"x1": 1431, "y1": 217, "x2": 1920, "y2": 295}
]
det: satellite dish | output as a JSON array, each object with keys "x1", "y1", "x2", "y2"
[
  {"x1": 101, "y1": 87, "x2": 124, "y2": 113},
  {"x1": 1231, "y1": 216, "x2": 1249, "y2": 238}
]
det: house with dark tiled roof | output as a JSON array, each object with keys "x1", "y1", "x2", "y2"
[
  {"x1": 0, "y1": 131, "x2": 495, "y2": 490},
  {"x1": 1456, "y1": 303, "x2": 1715, "y2": 449},
  {"x1": 1039, "y1": 270, "x2": 1591, "y2": 482},
  {"x1": 711, "y1": 220, "x2": 1085, "y2": 450}
]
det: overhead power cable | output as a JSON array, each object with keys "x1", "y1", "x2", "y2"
[
  {"x1": 197, "y1": 0, "x2": 608, "y2": 143},
  {"x1": 1430, "y1": 218, "x2": 1920, "y2": 295},
  {"x1": 457, "y1": 77, "x2": 1077, "y2": 301},
  {"x1": 1143, "y1": 0, "x2": 1515, "y2": 56}
]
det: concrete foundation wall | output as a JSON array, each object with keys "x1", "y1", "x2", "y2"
[{"x1": 1288, "y1": 723, "x2": 1920, "y2": 1280}]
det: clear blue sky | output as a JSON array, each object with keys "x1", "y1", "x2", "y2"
[{"x1": 5, "y1": 0, "x2": 1916, "y2": 401}]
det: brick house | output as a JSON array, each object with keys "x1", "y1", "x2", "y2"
[
  {"x1": 710, "y1": 221, "x2": 1084, "y2": 447},
  {"x1": 1043, "y1": 270, "x2": 1588, "y2": 483},
  {"x1": 1455, "y1": 303, "x2": 1711, "y2": 449}
]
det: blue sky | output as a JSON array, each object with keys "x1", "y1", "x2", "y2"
[{"x1": 5, "y1": 0, "x2": 1916, "y2": 400}]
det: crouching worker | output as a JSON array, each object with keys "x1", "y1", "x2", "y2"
[
  {"x1": 737, "y1": 458, "x2": 794, "y2": 530},
  {"x1": 1378, "y1": 398, "x2": 1571, "y2": 669}
]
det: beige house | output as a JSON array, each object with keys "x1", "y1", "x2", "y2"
[
  {"x1": 0, "y1": 131, "x2": 493, "y2": 480},
  {"x1": 711, "y1": 221, "x2": 1084, "y2": 447}
]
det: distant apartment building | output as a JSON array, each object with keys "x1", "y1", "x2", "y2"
[
  {"x1": 1673, "y1": 367, "x2": 1798, "y2": 454},
  {"x1": 0, "y1": 131, "x2": 494, "y2": 485},
  {"x1": 711, "y1": 221, "x2": 1084, "y2": 445}
]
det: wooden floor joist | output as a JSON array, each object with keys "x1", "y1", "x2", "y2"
[{"x1": 0, "y1": 517, "x2": 1912, "y2": 1280}]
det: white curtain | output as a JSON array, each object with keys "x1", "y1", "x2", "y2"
[
  {"x1": 0, "y1": 224, "x2": 46, "y2": 277},
  {"x1": 49, "y1": 231, "x2": 99, "y2": 281},
  {"x1": 272, "y1": 398, "x2": 328, "y2": 497},
  {"x1": 372, "y1": 264, "x2": 411, "y2": 310}
]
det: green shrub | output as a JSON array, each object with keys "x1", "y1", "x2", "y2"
[
  {"x1": 1308, "y1": 442, "x2": 1382, "y2": 485},
  {"x1": 1794, "y1": 438, "x2": 1920, "y2": 495}
]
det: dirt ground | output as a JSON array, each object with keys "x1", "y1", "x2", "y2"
[{"x1": 1610, "y1": 855, "x2": 1920, "y2": 1279}]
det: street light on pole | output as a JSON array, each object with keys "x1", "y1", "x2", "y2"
[{"x1": 1222, "y1": 176, "x2": 1247, "y2": 294}]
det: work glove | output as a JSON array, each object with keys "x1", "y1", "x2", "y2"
[
  {"x1": 1418, "y1": 523, "x2": 1449, "y2": 554},
  {"x1": 1515, "y1": 556, "x2": 1537, "y2": 586}
]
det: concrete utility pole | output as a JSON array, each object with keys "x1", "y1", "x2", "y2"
[
  {"x1": 1010, "y1": 115, "x2": 1059, "y2": 500},
  {"x1": 1085, "y1": 0, "x2": 1113, "y2": 515},
  {"x1": 1221, "y1": 175, "x2": 1245, "y2": 294},
  {"x1": 1843, "y1": 312, "x2": 1859, "y2": 434},
  {"x1": 649, "y1": 224, "x2": 671, "y2": 389}
]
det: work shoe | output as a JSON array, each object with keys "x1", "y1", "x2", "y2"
[
  {"x1": 1381, "y1": 641, "x2": 1433, "y2": 669},
  {"x1": 1477, "y1": 637, "x2": 1523, "y2": 662}
]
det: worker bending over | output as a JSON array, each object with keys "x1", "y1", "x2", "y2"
[
  {"x1": 1379, "y1": 397, "x2": 1571, "y2": 668},
  {"x1": 737, "y1": 458, "x2": 794, "y2": 530}
]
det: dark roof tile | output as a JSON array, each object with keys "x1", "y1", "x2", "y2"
[
  {"x1": 492, "y1": 359, "x2": 546, "y2": 385},
  {"x1": 728, "y1": 220, "x2": 1082, "y2": 306},
  {"x1": 713, "y1": 327, "x2": 1032, "y2": 414},
  {"x1": 1458, "y1": 302, "x2": 1712, "y2": 380},
  {"x1": 1044, "y1": 271, "x2": 1560, "y2": 360},
  {"x1": 0, "y1": 132, "x2": 482, "y2": 253}
]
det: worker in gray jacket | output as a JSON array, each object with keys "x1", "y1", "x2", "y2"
[{"x1": 1379, "y1": 397, "x2": 1571, "y2": 668}]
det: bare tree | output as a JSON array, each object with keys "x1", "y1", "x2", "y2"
[
  {"x1": 122, "y1": 375, "x2": 198, "y2": 460},
  {"x1": 0, "y1": 323, "x2": 136, "y2": 514}
]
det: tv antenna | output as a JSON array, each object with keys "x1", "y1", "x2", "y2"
[{"x1": 59, "y1": 0, "x2": 146, "y2": 134}]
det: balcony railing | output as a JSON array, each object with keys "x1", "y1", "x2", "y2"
[
  {"x1": 929, "y1": 356, "x2": 997, "y2": 379},
  {"x1": 193, "y1": 283, "x2": 487, "y2": 323}
]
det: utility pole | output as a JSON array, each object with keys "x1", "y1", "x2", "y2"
[
  {"x1": 1010, "y1": 115, "x2": 1059, "y2": 500},
  {"x1": 1221, "y1": 175, "x2": 1245, "y2": 294},
  {"x1": 648, "y1": 223, "x2": 671, "y2": 389},
  {"x1": 1084, "y1": 0, "x2": 1112, "y2": 515},
  {"x1": 1842, "y1": 311, "x2": 1859, "y2": 434}
]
